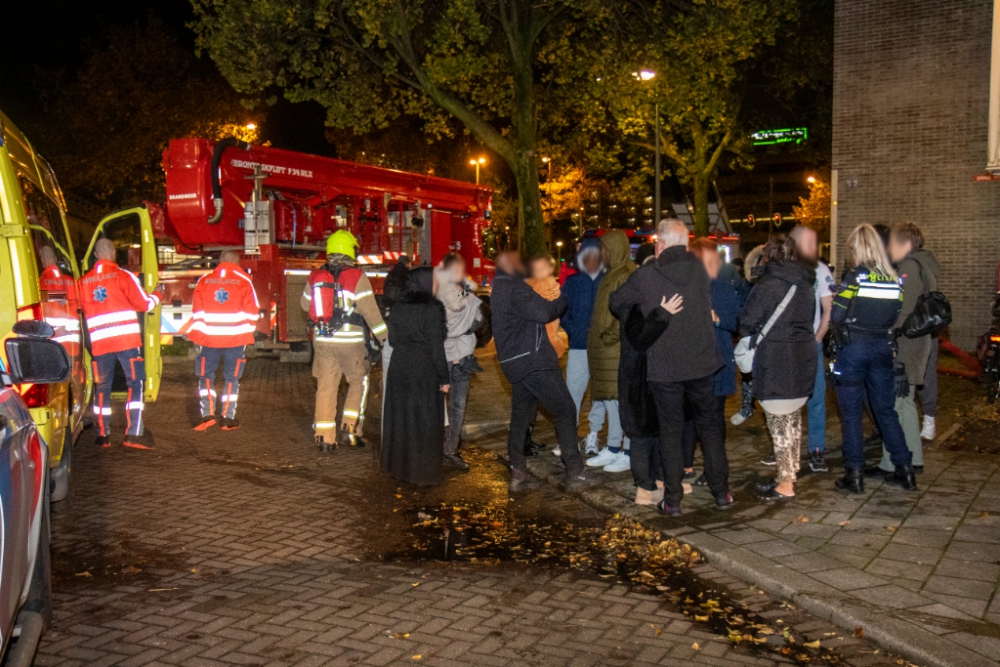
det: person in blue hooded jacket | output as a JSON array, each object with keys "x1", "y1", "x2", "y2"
[{"x1": 556, "y1": 237, "x2": 605, "y2": 457}]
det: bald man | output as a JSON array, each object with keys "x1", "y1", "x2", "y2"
[{"x1": 80, "y1": 238, "x2": 163, "y2": 449}]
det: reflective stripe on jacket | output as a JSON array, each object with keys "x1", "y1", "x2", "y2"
[
  {"x1": 188, "y1": 262, "x2": 260, "y2": 348},
  {"x1": 79, "y1": 259, "x2": 160, "y2": 356}
]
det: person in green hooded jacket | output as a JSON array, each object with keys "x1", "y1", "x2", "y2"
[{"x1": 584, "y1": 231, "x2": 637, "y2": 473}]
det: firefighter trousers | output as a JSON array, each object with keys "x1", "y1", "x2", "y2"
[
  {"x1": 195, "y1": 345, "x2": 247, "y2": 419},
  {"x1": 92, "y1": 348, "x2": 145, "y2": 438},
  {"x1": 312, "y1": 339, "x2": 371, "y2": 442}
]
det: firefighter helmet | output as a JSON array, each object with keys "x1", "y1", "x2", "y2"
[{"x1": 326, "y1": 230, "x2": 358, "y2": 259}]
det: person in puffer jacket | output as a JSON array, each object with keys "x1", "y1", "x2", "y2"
[
  {"x1": 584, "y1": 231, "x2": 635, "y2": 473},
  {"x1": 560, "y1": 237, "x2": 605, "y2": 457}
]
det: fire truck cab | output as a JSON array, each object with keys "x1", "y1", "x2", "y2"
[{"x1": 153, "y1": 139, "x2": 495, "y2": 357}]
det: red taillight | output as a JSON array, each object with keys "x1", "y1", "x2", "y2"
[
  {"x1": 17, "y1": 303, "x2": 43, "y2": 321},
  {"x1": 27, "y1": 430, "x2": 44, "y2": 510},
  {"x1": 17, "y1": 383, "x2": 49, "y2": 408},
  {"x1": 991, "y1": 335, "x2": 1000, "y2": 342}
]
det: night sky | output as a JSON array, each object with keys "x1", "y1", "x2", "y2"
[{"x1": 0, "y1": 0, "x2": 330, "y2": 153}]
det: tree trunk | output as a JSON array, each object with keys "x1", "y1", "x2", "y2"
[
  {"x1": 692, "y1": 175, "x2": 710, "y2": 237},
  {"x1": 514, "y1": 154, "x2": 544, "y2": 255}
]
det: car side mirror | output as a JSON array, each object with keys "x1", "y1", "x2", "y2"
[
  {"x1": 12, "y1": 320, "x2": 55, "y2": 339},
  {"x1": 4, "y1": 338, "x2": 71, "y2": 384}
]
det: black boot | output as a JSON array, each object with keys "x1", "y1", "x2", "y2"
[
  {"x1": 527, "y1": 425, "x2": 545, "y2": 451},
  {"x1": 884, "y1": 464, "x2": 917, "y2": 491},
  {"x1": 835, "y1": 467, "x2": 865, "y2": 494}
]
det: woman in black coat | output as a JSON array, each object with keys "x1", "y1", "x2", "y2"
[
  {"x1": 381, "y1": 267, "x2": 451, "y2": 486},
  {"x1": 738, "y1": 237, "x2": 817, "y2": 501}
]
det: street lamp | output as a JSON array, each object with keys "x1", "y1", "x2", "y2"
[
  {"x1": 807, "y1": 175, "x2": 817, "y2": 184},
  {"x1": 246, "y1": 122, "x2": 257, "y2": 131},
  {"x1": 634, "y1": 70, "x2": 660, "y2": 225},
  {"x1": 556, "y1": 240, "x2": 564, "y2": 266},
  {"x1": 469, "y1": 157, "x2": 486, "y2": 184}
]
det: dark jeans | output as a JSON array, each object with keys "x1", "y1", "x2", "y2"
[
  {"x1": 445, "y1": 356, "x2": 480, "y2": 455},
  {"x1": 681, "y1": 394, "x2": 727, "y2": 469},
  {"x1": 508, "y1": 369, "x2": 585, "y2": 476},
  {"x1": 833, "y1": 338, "x2": 911, "y2": 469},
  {"x1": 629, "y1": 436, "x2": 662, "y2": 491},
  {"x1": 650, "y1": 375, "x2": 730, "y2": 508}
]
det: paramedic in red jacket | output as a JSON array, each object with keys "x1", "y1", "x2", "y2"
[
  {"x1": 188, "y1": 250, "x2": 260, "y2": 431},
  {"x1": 301, "y1": 231, "x2": 388, "y2": 449},
  {"x1": 39, "y1": 245, "x2": 81, "y2": 355},
  {"x1": 79, "y1": 238, "x2": 162, "y2": 449}
]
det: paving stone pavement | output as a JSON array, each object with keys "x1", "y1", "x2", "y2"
[
  {"x1": 36, "y1": 356, "x2": 917, "y2": 667},
  {"x1": 471, "y1": 357, "x2": 1000, "y2": 667}
]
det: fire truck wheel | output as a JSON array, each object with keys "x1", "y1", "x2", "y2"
[
  {"x1": 474, "y1": 297, "x2": 493, "y2": 349},
  {"x1": 280, "y1": 342, "x2": 313, "y2": 364}
]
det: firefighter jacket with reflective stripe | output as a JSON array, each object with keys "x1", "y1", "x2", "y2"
[
  {"x1": 301, "y1": 264, "x2": 387, "y2": 344},
  {"x1": 831, "y1": 264, "x2": 903, "y2": 338},
  {"x1": 40, "y1": 265, "x2": 81, "y2": 350},
  {"x1": 188, "y1": 262, "x2": 260, "y2": 348},
  {"x1": 79, "y1": 259, "x2": 160, "y2": 356}
]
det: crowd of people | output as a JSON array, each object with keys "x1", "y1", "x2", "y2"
[
  {"x1": 486, "y1": 217, "x2": 940, "y2": 515},
  {"x1": 76, "y1": 217, "x2": 941, "y2": 517}
]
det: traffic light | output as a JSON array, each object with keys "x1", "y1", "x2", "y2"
[
  {"x1": 773, "y1": 212, "x2": 782, "y2": 228},
  {"x1": 746, "y1": 214, "x2": 755, "y2": 228}
]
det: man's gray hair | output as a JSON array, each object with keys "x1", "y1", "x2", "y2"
[
  {"x1": 219, "y1": 250, "x2": 241, "y2": 264},
  {"x1": 656, "y1": 219, "x2": 689, "y2": 249}
]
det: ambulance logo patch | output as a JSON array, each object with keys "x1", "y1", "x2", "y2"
[
  {"x1": 214, "y1": 288, "x2": 229, "y2": 304},
  {"x1": 93, "y1": 286, "x2": 108, "y2": 303}
]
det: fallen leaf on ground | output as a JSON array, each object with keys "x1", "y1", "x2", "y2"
[
  {"x1": 982, "y1": 511, "x2": 990, "y2": 518},
  {"x1": 838, "y1": 520, "x2": 851, "y2": 526},
  {"x1": 691, "y1": 643, "x2": 700, "y2": 651},
  {"x1": 791, "y1": 515, "x2": 809, "y2": 523},
  {"x1": 75, "y1": 571, "x2": 92, "y2": 578},
  {"x1": 854, "y1": 626, "x2": 864, "y2": 638},
  {"x1": 412, "y1": 655, "x2": 422, "y2": 661},
  {"x1": 804, "y1": 639, "x2": 821, "y2": 649}
]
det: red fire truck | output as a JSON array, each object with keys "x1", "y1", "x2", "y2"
[{"x1": 141, "y1": 138, "x2": 495, "y2": 359}]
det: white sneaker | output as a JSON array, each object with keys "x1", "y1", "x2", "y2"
[
  {"x1": 552, "y1": 447, "x2": 562, "y2": 456},
  {"x1": 583, "y1": 433, "x2": 599, "y2": 455},
  {"x1": 921, "y1": 416, "x2": 936, "y2": 440},
  {"x1": 602, "y1": 451, "x2": 632, "y2": 473},
  {"x1": 730, "y1": 412, "x2": 748, "y2": 426},
  {"x1": 586, "y1": 448, "x2": 618, "y2": 467}
]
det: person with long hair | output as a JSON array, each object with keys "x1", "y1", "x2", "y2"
[
  {"x1": 830, "y1": 224, "x2": 915, "y2": 493},
  {"x1": 738, "y1": 236, "x2": 817, "y2": 501},
  {"x1": 381, "y1": 267, "x2": 451, "y2": 486}
]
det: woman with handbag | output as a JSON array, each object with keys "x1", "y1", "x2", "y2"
[
  {"x1": 737, "y1": 236, "x2": 817, "y2": 501},
  {"x1": 830, "y1": 224, "x2": 915, "y2": 494}
]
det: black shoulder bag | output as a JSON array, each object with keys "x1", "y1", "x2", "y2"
[{"x1": 902, "y1": 261, "x2": 950, "y2": 339}]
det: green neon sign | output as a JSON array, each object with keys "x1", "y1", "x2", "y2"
[{"x1": 751, "y1": 127, "x2": 808, "y2": 146}]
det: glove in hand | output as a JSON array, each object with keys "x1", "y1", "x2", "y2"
[{"x1": 893, "y1": 362, "x2": 909, "y2": 398}]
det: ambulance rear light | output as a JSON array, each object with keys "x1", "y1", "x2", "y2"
[
  {"x1": 17, "y1": 383, "x2": 50, "y2": 409},
  {"x1": 991, "y1": 335, "x2": 1000, "y2": 342},
  {"x1": 17, "y1": 304, "x2": 43, "y2": 321}
]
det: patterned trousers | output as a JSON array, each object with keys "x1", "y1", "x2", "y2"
[{"x1": 764, "y1": 410, "x2": 802, "y2": 485}]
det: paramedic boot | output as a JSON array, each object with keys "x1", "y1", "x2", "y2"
[{"x1": 337, "y1": 430, "x2": 366, "y2": 448}]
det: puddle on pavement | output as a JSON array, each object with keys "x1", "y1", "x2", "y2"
[
  {"x1": 375, "y1": 452, "x2": 918, "y2": 667},
  {"x1": 52, "y1": 531, "x2": 188, "y2": 590}
]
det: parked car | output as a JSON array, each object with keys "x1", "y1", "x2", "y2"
[{"x1": 0, "y1": 320, "x2": 73, "y2": 666}]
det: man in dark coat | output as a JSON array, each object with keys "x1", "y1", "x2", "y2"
[
  {"x1": 612, "y1": 220, "x2": 730, "y2": 515},
  {"x1": 491, "y1": 251, "x2": 590, "y2": 491}
]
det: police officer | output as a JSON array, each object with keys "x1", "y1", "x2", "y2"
[
  {"x1": 830, "y1": 224, "x2": 915, "y2": 493},
  {"x1": 79, "y1": 238, "x2": 162, "y2": 449},
  {"x1": 189, "y1": 250, "x2": 260, "y2": 431},
  {"x1": 302, "y1": 231, "x2": 388, "y2": 449}
]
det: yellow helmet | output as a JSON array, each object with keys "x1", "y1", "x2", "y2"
[{"x1": 326, "y1": 230, "x2": 358, "y2": 259}]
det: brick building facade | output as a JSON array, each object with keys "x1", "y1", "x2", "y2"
[{"x1": 833, "y1": 0, "x2": 1000, "y2": 349}]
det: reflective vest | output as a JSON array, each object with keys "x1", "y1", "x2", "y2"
[
  {"x1": 303, "y1": 264, "x2": 385, "y2": 344},
  {"x1": 39, "y1": 265, "x2": 81, "y2": 351},
  {"x1": 79, "y1": 259, "x2": 160, "y2": 356},
  {"x1": 188, "y1": 262, "x2": 260, "y2": 348}
]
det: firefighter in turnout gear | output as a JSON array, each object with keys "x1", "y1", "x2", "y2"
[
  {"x1": 79, "y1": 238, "x2": 162, "y2": 449},
  {"x1": 189, "y1": 250, "x2": 260, "y2": 432},
  {"x1": 302, "y1": 230, "x2": 388, "y2": 449}
]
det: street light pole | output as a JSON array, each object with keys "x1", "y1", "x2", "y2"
[
  {"x1": 469, "y1": 157, "x2": 486, "y2": 184},
  {"x1": 654, "y1": 102, "x2": 661, "y2": 226}
]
